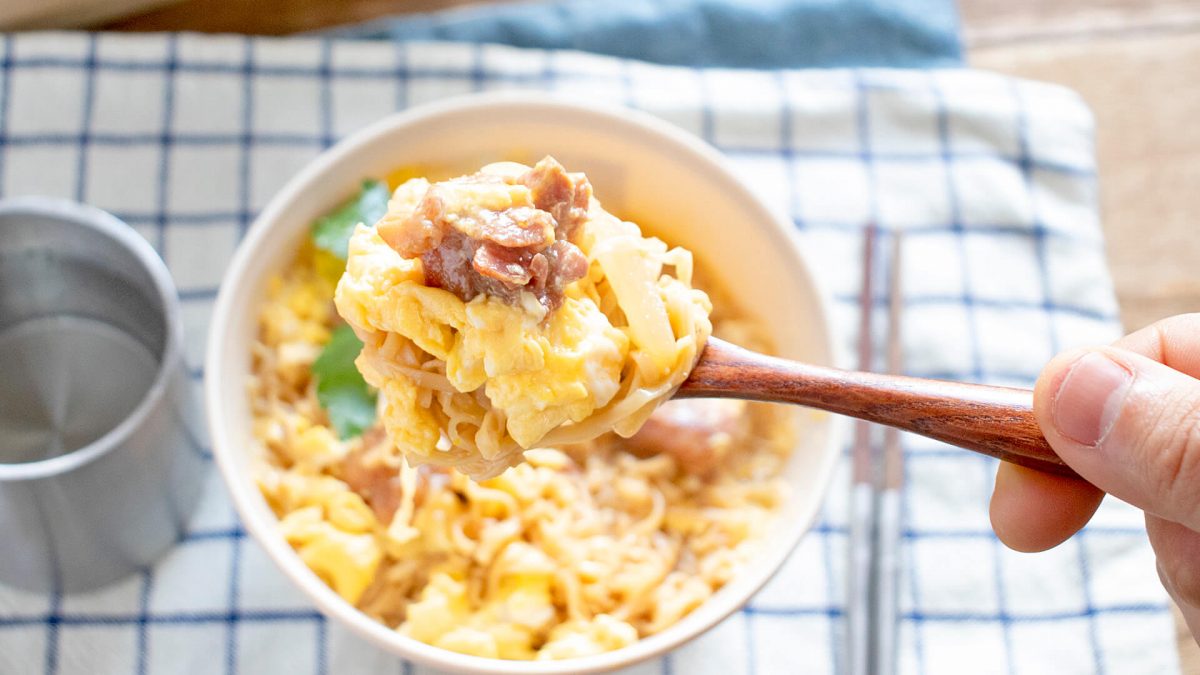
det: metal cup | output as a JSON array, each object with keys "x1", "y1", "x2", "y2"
[{"x1": 0, "y1": 197, "x2": 207, "y2": 592}]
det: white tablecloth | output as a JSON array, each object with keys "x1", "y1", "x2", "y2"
[{"x1": 0, "y1": 31, "x2": 1179, "y2": 675}]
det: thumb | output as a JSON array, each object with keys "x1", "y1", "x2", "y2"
[{"x1": 1035, "y1": 347, "x2": 1200, "y2": 531}]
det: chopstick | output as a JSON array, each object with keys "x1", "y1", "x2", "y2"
[
  {"x1": 846, "y1": 224, "x2": 878, "y2": 675},
  {"x1": 846, "y1": 227, "x2": 906, "y2": 675},
  {"x1": 871, "y1": 232, "x2": 905, "y2": 675}
]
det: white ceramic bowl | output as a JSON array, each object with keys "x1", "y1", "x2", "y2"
[{"x1": 206, "y1": 92, "x2": 844, "y2": 674}]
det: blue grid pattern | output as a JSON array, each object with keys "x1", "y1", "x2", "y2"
[{"x1": 0, "y1": 32, "x2": 1180, "y2": 675}]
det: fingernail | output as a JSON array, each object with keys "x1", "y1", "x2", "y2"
[{"x1": 1053, "y1": 352, "x2": 1133, "y2": 446}]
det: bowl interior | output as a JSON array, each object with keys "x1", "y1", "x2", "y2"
[{"x1": 208, "y1": 93, "x2": 841, "y2": 674}]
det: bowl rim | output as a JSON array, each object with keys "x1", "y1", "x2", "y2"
[{"x1": 206, "y1": 90, "x2": 845, "y2": 674}]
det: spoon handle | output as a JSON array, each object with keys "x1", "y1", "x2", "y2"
[{"x1": 677, "y1": 340, "x2": 1078, "y2": 479}]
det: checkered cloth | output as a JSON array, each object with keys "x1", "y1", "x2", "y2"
[{"x1": 0, "y1": 31, "x2": 1181, "y2": 675}]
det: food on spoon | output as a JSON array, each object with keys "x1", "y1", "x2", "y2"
[{"x1": 335, "y1": 157, "x2": 713, "y2": 479}]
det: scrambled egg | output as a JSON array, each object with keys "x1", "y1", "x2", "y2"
[
  {"x1": 256, "y1": 242, "x2": 337, "y2": 389},
  {"x1": 398, "y1": 540, "x2": 641, "y2": 660},
  {"x1": 538, "y1": 614, "x2": 639, "y2": 660},
  {"x1": 260, "y1": 466, "x2": 383, "y2": 605},
  {"x1": 336, "y1": 226, "x2": 628, "y2": 462},
  {"x1": 401, "y1": 542, "x2": 561, "y2": 659}
]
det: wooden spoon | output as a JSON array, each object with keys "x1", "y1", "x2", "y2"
[{"x1": 675, "y1": 337, "x2": 1077, "y2": 479}]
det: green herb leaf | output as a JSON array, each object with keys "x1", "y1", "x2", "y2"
[
  {"x1": 312, "y1": 325, "x2": 377, "y2": 439},
  {"x1": 311, "y1": 180, "x2": 390, "y2": 260}
]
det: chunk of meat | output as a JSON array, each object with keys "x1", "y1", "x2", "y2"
[
  {"x1": 532, "y1": 240, "x2": 588, "y2": 306},
  {"x1": 522, "y1": 157, "x2": 592, "y2": 241},
  {"x1": 473, "y1": 240, "x2": 537, "y2": 286},
  {"x1": 376, "y1": 156, "x2": 591, "y2": 312},
  {"x1": 340, "y1": 432, "x2": 448, "y2": 524},
  {"x1": 623, "y1": 399, "x2": 750, "y2": 475}
]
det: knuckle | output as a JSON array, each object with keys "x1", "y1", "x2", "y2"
[
  {"x1": 1163, "y1": 313, "x2": 1200, "y2": 331},
  {"x1": 1149, "y1": 314, "x2": 1200, "y2": 347},
  {"x1": 1160, "y1": 548, "x2": 1200, "y2": 608}
]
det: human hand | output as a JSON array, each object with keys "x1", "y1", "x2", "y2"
[{"x1": 989, "y1": 314, "x2": 1200, "y2": 643}]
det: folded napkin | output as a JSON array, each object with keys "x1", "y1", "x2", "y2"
[
  {"x1": 0, "y1": 32, "x2": 1178, "y2": 675},
  {"x1": 323, "y1": 0, "x2": 963, "y2": 69}
]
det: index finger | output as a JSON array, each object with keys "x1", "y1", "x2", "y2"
[{"x1": 1112, "y1": 313, "x2": 1200, "y2": 376}]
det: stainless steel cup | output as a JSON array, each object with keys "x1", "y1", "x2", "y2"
[{"x1": 0, "y1": 197, "x2": 207, "y2": 592}]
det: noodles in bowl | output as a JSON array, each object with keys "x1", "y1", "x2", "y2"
[
  {"x1": 250, "y1": 160, "x2": 797, "y2": 661},
  {"x1": 207, "y1": 93, "x2": 842, "y2": 674}
]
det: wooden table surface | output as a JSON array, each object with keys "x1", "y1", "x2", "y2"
[{"x1": 62, "y1": 0, "x2": 1200, "y2": 669}]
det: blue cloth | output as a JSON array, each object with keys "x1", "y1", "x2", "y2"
[{"x1": 322, "y1": 0, "x2": 963, "y2": 68}]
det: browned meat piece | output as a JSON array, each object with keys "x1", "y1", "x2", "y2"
[
  {"x1": 376, "y1": 156, "x2": 591, "y2": 312},
  {"x1": 382, "y1": 190, "x2": 446, "y2": 259},
  {"x1": 623, "y1": 399, "x2": 750, "y2": 475},
  {"x1": 533, "y1": 239, "x2": 588, "y2": 306},
  {"x1": 340, "y1": 435, "x2": 447, "y2": 524},
  {"x1": 522, "y1": 158, "x2": 592, "y2": 241},
  {"x1": 473, "y1": 239, "x2": 537, "y2": 285}
]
